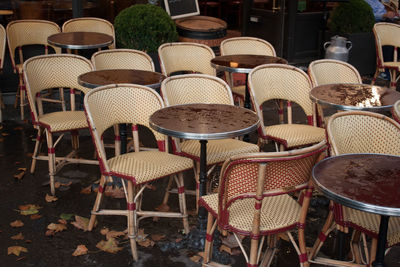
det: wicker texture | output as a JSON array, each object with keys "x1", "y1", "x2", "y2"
[
  {"x1": 38, "y1": 111, "x2": 88, "y2": 132},
  {"x1": 91, "y1": 49, "x2": 154, "y2": 71},
  {"x1": 158, "y1": 42, "x2": 216, "y2": 76},
  {"x1": 249, "y1": 64, "x2": 325, "y2": 149},
  {"x1": 394, "y1": 100, "x2": 400, "y2": 123},
  {"x1": 308, "y1": 59, "x2": 362, "y2": 86},
  {"x1": 220, "y1": 37, "x2": 276, "y2": 56},
  {"x1": 62, "y1": 17, "x2": 115, "y2": 49}
]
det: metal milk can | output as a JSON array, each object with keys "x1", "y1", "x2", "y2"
[{"x1": 324, "y1": 35, "x2": 352, "y2": 62}]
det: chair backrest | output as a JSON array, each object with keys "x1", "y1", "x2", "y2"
[
  {"x1": 158, "y1": 42, "x2": 216, "y2": 76},
  {"x1": 327, "y1": 110, "x2": 400, "y2": 156},
  {"x1": 393, "y1": 100, "x2": 400, "y2": 123},
  {"x1": 308, "y1": 59, "x2": 362, "y2": 87},
  {"x1": 62, "y1": 17, "x2": 115, "y2": 49},
  {"x1": 248, "y1": 64, "x2": 316, "y2": 134},
  {"x1": 220, "y1": 36, "x2": 276, "y2": 56},
  {"x1": 84, "y1": 84, "x2": 166, "y2": 168},
  {"x1": 6, "y1": 19, "x2": 61, "y2": 71},
  {"x1": 161, "y1": 74, "x2": 233, "y2": 106},
  {"x1": 373, "y1": 22, "x2": 400, "y2": 70},
  {"x1": 0, "y1": 24, "x2": 5, "y2": 71},
  {"x1": 23, "y1": 54, "x2": 93, "y2": 122},
  {"x1": 91, "y1": 49, "x2": 155, "y2": 71},
  {"x1": 217, "y1": 140, "x2": 327, "y2": 228}
]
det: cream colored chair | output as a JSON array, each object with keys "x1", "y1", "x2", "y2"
[
  {"x1": 200, "y1": 140, "x2": 327, "y2": 267},
  {"x1": 91, "y1": 48, "x2": 154, "y2": 71},
  {"x1": 0, "y1": 24, "x2": 6, "y2": 122},
  {"x1": 309, "y1": 110, "x2": 400, "y2": 266},
  {"x1": 371, "y1": 22, "x2": 400, "y2": 89},
  {"x1": 23, "y1": 54, "x2": 98, "y2": 195},
  {"x1": 160, "y1": 74, "x2": 259, "y2": 207},
  {"x1": 7, "y1": 19, "x2": 62, "y2": 120},
  {"x1": 248, "y1": 64, "x2": 325, "y2": 151},
  {"x1": 158, "y1": 42, "x2": 216, "y2": 76},
  {"x1": 62, "y1": 17, "x2": 115, "y2": 49},
  {"x1": 84, "y1": 83, "x2": 193, "y2": 261},
  {"x1": 220, "y1": 37, "x2": 276, "y2": 105}
]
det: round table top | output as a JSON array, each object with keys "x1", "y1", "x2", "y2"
[
  {"x1": 47, "y1": 32, "x2": 113, "y2": 50},
  {"x1": 312, "y1": 153, "x2": 400, "y2": 216},
  {"x1": 310, "y1": 83, "x2": 400, "y2": 111},
  {"x1": 78, "y1": 69, "x2": 166, "y2": 89},
  {"x1": 149, "y1": 103, "x2": 260, "y2": 140},
  {"x1": 211, "y1": 54, "x2": 288, "y2": 73}
]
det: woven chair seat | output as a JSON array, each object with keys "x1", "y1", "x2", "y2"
[
  {"x1": 231, "y1": 85, "x2": 245, "y2": 97},
  {"x1": 180, "y1": 139, "x2": 259, "y2": 165},
  {"x1": 38, "y1": 111, "x2": 88, "y2": 132},
  {"x1": 107, "y1": 150, "x2": 193, "y2": 185},
  {"x1": 344, "y1": 207, "x2": 400, "y2": 247},
  {"x1": 265, "y1": 124, "x2": 325, "y2": 148},
  {"x1": 201, "y1": 193, "x2": 301, "y2": 233}
]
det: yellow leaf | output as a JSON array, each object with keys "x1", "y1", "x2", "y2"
[
  {"x1": 45, "y1": 194, "x2": 58, "y2": 203},
  {"x1": 47, "y1": 223, "x2": 67, "y2": 233},
  {"x1": 10, "y1": 220, "x2": 24, "y2": 228},
  {"x1": 72, "y1": 245, "x2": 88, "y2": 256},
  {"x1": 96, "y1": 238, "x2": 123, "y2": 254},
  {"x1": 11, "y1": 233, "x2": 24, "y2": 240},
  {"x1": 7, "y1": 246, "x2": 27, "y2": 256},
  {"x1": 18, "y1": 204, "x2": 41, "y2": 216},
  {"x1": 71, "y1": 215, "x2": 90, "y2": 231}
]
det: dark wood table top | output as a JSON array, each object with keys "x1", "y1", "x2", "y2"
[
  {"x1": 47, "y1": 32, "x2": 113, "y2": 50},
  {"x1": 211, "y1": 54, "x2": 288, "y2": 73},
  {"x1": 78, "y1": 69, "x2": 166, "y2": 89},
  {"x1": 312, "y1": 153, "x2": 400, "y2": 216},
  {"x1": 310, "y1": 83, "x2": 400, "y2": 111},
  {"x1": 149, "y1": 103, "x2": 259, "y2": 140}
]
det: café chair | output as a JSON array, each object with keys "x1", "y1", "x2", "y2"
[
  {"x1": 220, "y1": 37, "x2": 276, "y2": 106},
  {"x1": 160, "y1": 74, "x2": 259, "y2": 209},
  {"x1": 393, "y1": 99, "x2": 400, "y2": 123},
  {"x1": 371, "y1": 22, "x2": 400, "y2": 90},
  {"x1": 309, "y1": 110, "x2": 400, "y2": 266},
  {"x1": 91, "y1": 48, "x2": 155, "y2": 71},
  {"x1": 200, "y1": 140, "x2": 327, "y2": 267},
  {"x1": 158, "y1": 42, "x2": 216, "y2": 76},
  {"x1": 248, "y1": 64, "x2": 325, "y2": 151},
  {"x1": 23, "y1": 54, "x2": 99, "y2": 195},
  {"x1": 62, "y1": 17, "x2": 115, "y2": 49},
  {"x1": 84, "y1": 83, "x2": 193, "y2": 261},
  {"x1": 0, "y1": 24, "x2": 5, "y2": 123},
  {"x1": 308, "y1": 59, "x2": 362, "y2": 127},
  {"x1": 7, "y1": 19, "x2": 63, "y2": 120}
]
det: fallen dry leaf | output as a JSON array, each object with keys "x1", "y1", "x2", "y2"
[
  {"x1": 18, "y1": 204, "x2": 41, "y2": 215},
  {"x1": 30, "y1": 214, "x2": 42, "y2": 220},
  {"x1": 18, "y1": 168, "x2": 27, "y2": 172},
  {"x1": 7, "y1": 246, "x2": 27, "y2": 256},
  {"x1": 10, "y1": 220, "x2": 24, "y2": 228},
  {"x1": 150, "y1": 234, "x2": 166, "y2": 242},
  {"x1": 2, "y1": 132, "x2": 9, "y2": 136},
  {"x1": 106, "y1": 230, "x2": 125, "y2": 240},
  {"x1": 72, "y1": 245, "x2": 88, "y2": 256},
  {"x1": 59, "y1": 213, "x2": 74, "y2": 221},
  {"x1": 54, "y1": 181, "x2": 72, "y2": 189},
  {"x1": 219, "y1": 244, "x2": 233, "y2": 255},
  {"x1": 189, "y1": 255, "x2": 201, "y2": 263},
  {"x1": 137, "y1": 238, "x2": 154, "y2": 248},
  {"x1": 100, "y1": 227, "x2": 109, "y2": 236},
  {"x1": 155, "y1": 203, "x2": 170, "y2": 212},
  {"x1": 104, "y1": 186, "x2": 125, "y2": 199},
  {"x1": 71, "y1": 215, "x2": 90, "y2": 231},
  {"x1": 11, "y1": 233, "x2": 24, "y2": 240},
  {"x1": 58, "y1": 219, "x2": 67, "y2": 225},
  {"x1": 45, "y1": 194, "x2": 58, "y2": 203},
  {"x1": 80, "y1": 186, "x2": 92, "y2": 194},
  {"x1": 13, "y1": 171, "x2": 25, "y2": 180},
  {"x1": 45, "y1": 230, "x2": 55, "y2": 236},
  {"x1": 47, "y1": 223, "x2": 67, "y2": 233},
  {"x1": 96, "y1": 238, "x2": 123, "y2": 254}
]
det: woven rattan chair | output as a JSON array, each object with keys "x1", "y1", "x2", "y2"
[
  {"x1": 0, "y1": 24, "x2": 5, "y2": 122},
  {"x1": 393, "y1": 99, "x2": 400, "y2": 123},
  {"x1": 62, "y1": 17, "x2": 115, "y2": 49},
  {"x1": 248, "y1": 64, "x2": 325, "y2": 151},
  {"x1": 200, "y1": 140, "x2": 327, "y2": 267},
  {"x1": 91, "y1": 49, "x2": 155, "y2": 71},
  {"x1": 220, "y1": 37, "x2": 276, "y2": 105},
  {"x1": 160, "y1": 74, "x2": 259, "y2": 208},
  {"x1": 371, "y1": 22, "x2": 400, "y2": 89},
  {"x1": 309, "y1": 111, "x2": 400, "y2": 266},
  {"x1": 7, "y1": 19, "x2": 63, "y2": 120},
  {"x1": 158, "y1": 42, "x2": 216, "y2": 76},
  {"x1": 84, "y1": 83, "x2": 193, "y2": 261},
  {"x1": 23, "y1": 54, "x2": 98, "y2": 195}
]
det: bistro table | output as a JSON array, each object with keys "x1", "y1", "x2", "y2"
[
  {"x1": 149, "y1": 103, "x2": 259, "y2": 235},
  {"x1": 78, "y1": 69, "x2": 166, "y2": 154},
  {"x1": 211, "y1": 54, "x2": 288, "y2": 109},
  {"x1": 312, "y1": 153, "x2": 400, "y2": 267},
  {"x1": 47, "y1": 31, "x2": 113, "y2": 50}
]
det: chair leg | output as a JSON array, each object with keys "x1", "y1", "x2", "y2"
[
  {"x1": 350, "y1": 230, "x2": 362, "y2": 264},
  {"x1": 175, "y1": 173, "x2": 189, "y2": 234},
  {"x1": 389, "y1": 69, "x2": 397, "y2": 89},
  {"x1": 309, "y1": 206, "x2": 335, "y2": 260},
  {"x1": 249, "y1": 236, "x2": 260, "y2": 266},
  {"x1": 45, "y1": 130, "x2": 56, "y2": 195},
  {"x1": 202, "y1": 212, "x2": 217, "y2": 266},
  {"x1": 88, "y1": 174, "x2": 107, "y2": 231},
  {"x1": 195, "y1": 161, "x2": 200, "y2": 213},
  {"x1": 161, "y1": 176, "x2": 174, "y2": 207},
  {"x1": 30, "y1": 127, "x2": 44, "y2": 174},
  {"x1": 127, "y1": 180, "x2": 138, "y2": 261}
]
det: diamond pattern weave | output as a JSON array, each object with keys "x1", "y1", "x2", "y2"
[
  {"x1": 265, "y1": 124, "x2": 325, "y2": 148},
  {"x1": 39, "y1": 111, "x2": 88, "y2": 132}
]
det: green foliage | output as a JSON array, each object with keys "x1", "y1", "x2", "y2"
[
  {"x1": 328, "y1": 0, "x2": 375, "y2": 35},
  {"x1": 114, "y1": 4, "x2": 178, "y2": 53}
]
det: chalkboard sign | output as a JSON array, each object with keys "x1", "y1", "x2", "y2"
[{"x1": 164, "y1": 0, "x2": 200, "y2": 20}]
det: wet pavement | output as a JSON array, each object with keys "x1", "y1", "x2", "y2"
[{"x1": 0, "y1": 76, "x2": 400, "y2": 267}]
